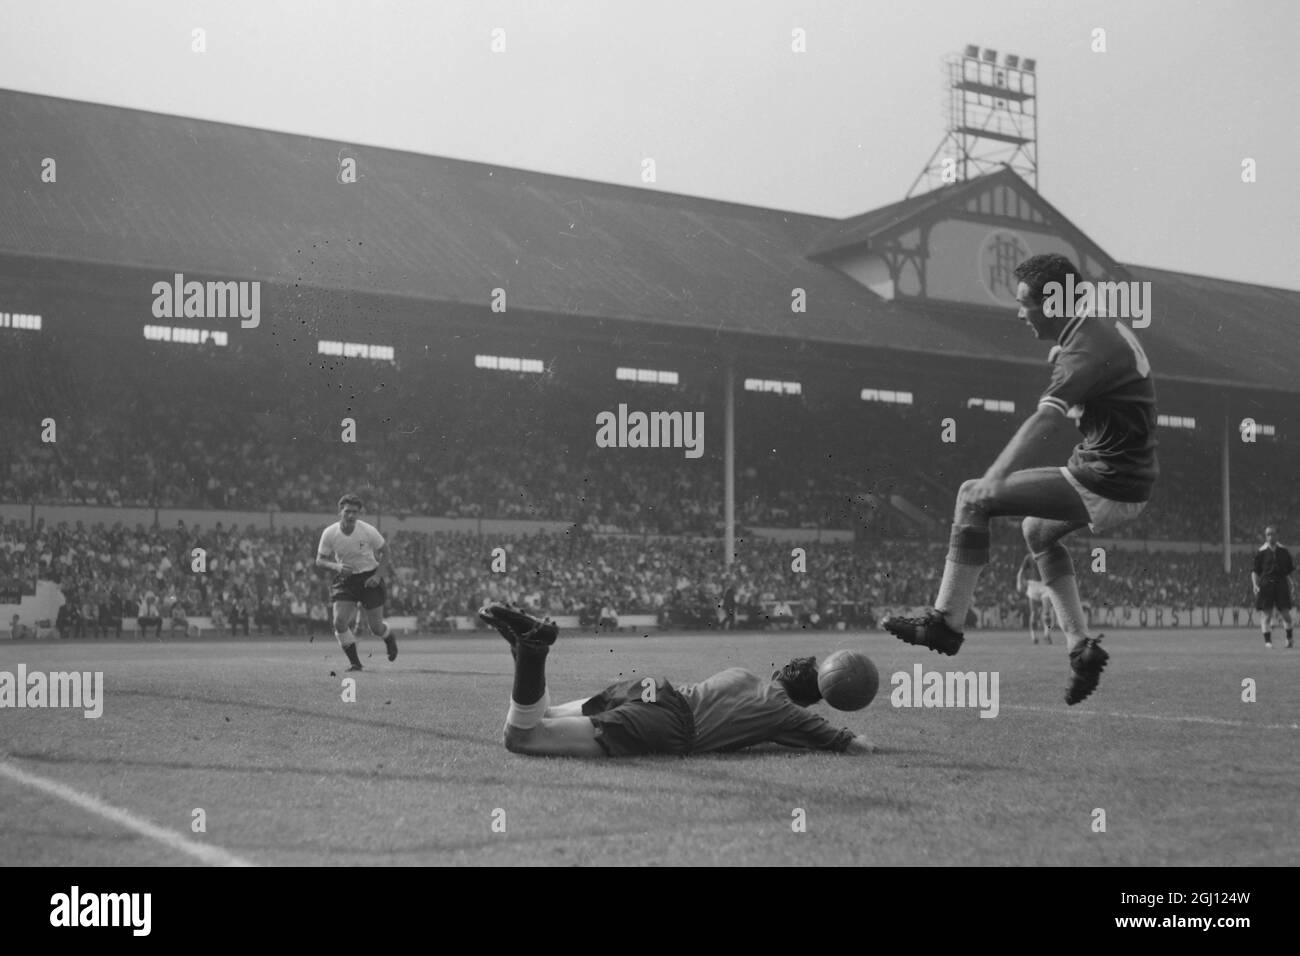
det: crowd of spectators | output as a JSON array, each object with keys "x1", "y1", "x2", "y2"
[
  {"x1": 0, "y1": 517, "x2": 1259, "y2": 638},
  {"x1": 6, "y1": 407, "x2": 1294, "y2": 542},
  {"x1": 2, "y1": 332, "x2": 1295, "y2": 543}
]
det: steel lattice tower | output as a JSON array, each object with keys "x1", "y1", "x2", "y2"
[{"x1": 908, "y1": 45, "x2": 1038, "y2": 197}]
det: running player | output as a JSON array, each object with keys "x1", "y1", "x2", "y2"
[
  {"x1": 1253, "y1": 525, "x2": 1294, "y2": 648},
  {"x1": 1016, "y1": 552, "x2": 1055, "y2": 644},
  {"x1": 478, "y1": 603, "x2": 875, "y2": 757},
  {"x1": 316, "y1": 493, "x2": 396, "y2": 671},
  {"x1": 884, "y1": 254, "x2": 1158, "y2": 704}
]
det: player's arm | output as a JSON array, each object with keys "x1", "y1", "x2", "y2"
[
  {"x1": 772, "y1": 708, "x2": 866, "y2": 755},
  {"x1": 365, "y1": 545, "x2": 392, "y2": 587},
  {"x1": 316, "y1": 552, "x2": 351, "y2": 574},
  {"x1": 316, "y1": 550, "x2": 354, "y2": 574},
  {"x1": 1251, "y1": 552, "x2": 1262, "y2": 593}
]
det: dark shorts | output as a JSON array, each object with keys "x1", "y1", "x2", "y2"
[
  {"x1": 582, "y1": 677, "x2": 696, "y2": 757},
  {"x1": 1256, "y1": 583, "x2": 1292, "y2": 612},
  {"x1": 330, "y1": 571, "x2": 386, "y2": 610}
]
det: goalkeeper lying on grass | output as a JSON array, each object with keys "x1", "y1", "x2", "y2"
[{"x1": 478, "y1": 603, "x2": 875, "y2": 758}]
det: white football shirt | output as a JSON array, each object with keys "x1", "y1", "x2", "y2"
[{"x1": 317, "y1": 520, "x2": 385, "y2": 574}]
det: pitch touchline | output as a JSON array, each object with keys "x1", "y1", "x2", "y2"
[
  {"x1": 0, "y1": 759, "x2": 255, "y2": 866},
  {"x1": 1001, "y1": 704, "x2": 1299, "y2": 730}
]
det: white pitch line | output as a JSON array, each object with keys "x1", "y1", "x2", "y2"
[
  {"x1": 0, "y1": 759, "x2": 255, "y2": 866},
  {"x1": 1001, "y1": 704, "x2": 1299, "y2": 731}
]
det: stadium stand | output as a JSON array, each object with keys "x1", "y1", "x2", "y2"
[{"x1": 1, "y1": 89, "x2": 1297, "y2": 638}]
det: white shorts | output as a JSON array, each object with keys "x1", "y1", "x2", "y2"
[
  {"x1": 1026, "y1": 580, "x2": 1050, "y2": 602},
  {"x1": 1059, "y1": 467, "x2": 1147, "y2": 534}
]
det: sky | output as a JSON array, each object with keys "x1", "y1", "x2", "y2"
[{"x1": 2, "y1": 0, "x2": 1297, "y2": 290}]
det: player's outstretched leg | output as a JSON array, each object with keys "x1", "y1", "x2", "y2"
[
  {"x1": 481, "y1": 605, "x2": 555, "y2": 738},
  {"x1": 480, "y1": 604, "x2": 600, "y2": 757},
  {"x1": 884, "y1": 487, "x2": 990, "y2": 655},
  {"x1": 363, "y1": 605, "x2": 396, "y2": 661},
  {"x1": 1023, "y1": 517, "x2": 1107, "y2": 704},
  {"x1": 333, "y1": 601, "x2": 363, "y2": 671},
  {"x1": 545, "y1": 697, "x2": 591, "y2": 718}
]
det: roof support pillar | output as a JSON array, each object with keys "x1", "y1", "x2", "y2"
[
  {"x1": 724, "y1": 352, "x2": 735, "y2": 567},
  {"x1": 1222, "y1": 412, "x2": 1232, "y2": 573}
]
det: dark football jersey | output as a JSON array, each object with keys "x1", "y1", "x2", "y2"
[
  {"x1": 678, "y1": 668, "x2": 853, "y2": 753},
  {"x1": 1038, "y1": 314, "x2": 1159, "y2": 502},
  {"x1": 1253, "y1": 545, "x2": 1294, "y2": 584}
]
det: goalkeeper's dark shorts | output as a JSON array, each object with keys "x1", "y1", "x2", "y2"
[
  {"x1": 330, "y1": 571, "x2": 386, "y2": 609},
  {"x1": 582, "y1": 677, "x2": 696, "y2": 757}
]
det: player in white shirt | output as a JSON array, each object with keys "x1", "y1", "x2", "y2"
[
  {"x1": 1016, "y1": 552, "x2": 1055, "y2": 644},
  {"x1": 316, "y1": 494, "x2": 396, "y2": 671}
]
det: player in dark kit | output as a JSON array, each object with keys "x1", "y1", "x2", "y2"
[
  {"x1": 1253, "y1": 526, "x2": 1294, "y2": 648},
  {"x1": 478, "y1": 603, "x2": 875, "y2": 757},
  {"x1": 316, "y1": 494, "x2": 397, "y2": 670},
  {"x1": 884, "y1": 254, "x2": 1158, "y2": 704}
]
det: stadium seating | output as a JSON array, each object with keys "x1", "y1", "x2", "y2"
[{"x1": 3, "y1": 335, "x2": 1294, "y2": 544}]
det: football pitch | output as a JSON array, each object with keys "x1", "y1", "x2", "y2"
[{"x1": 2, "y1": 628, "x2": 1296, "y2": 867}]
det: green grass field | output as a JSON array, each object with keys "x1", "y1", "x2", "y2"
[{"x1": 2, "y1": 627, "x2": 1297, "y2": 866}]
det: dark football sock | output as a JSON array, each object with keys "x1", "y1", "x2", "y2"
[{"x1": 512, "y1": 641, "x2": 549, "y2": 705}]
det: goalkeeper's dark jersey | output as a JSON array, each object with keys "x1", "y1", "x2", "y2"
[
  {"x1": 677, "y1": 668, "x2": 853, "y2": 753},
  {"x1": 1038, "y1": 314, "x2": 1159, "y2": 503}
]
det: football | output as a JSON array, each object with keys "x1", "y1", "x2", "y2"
[{"x1": 817, "y1": 649, "x2": 880, "y2": 711}]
